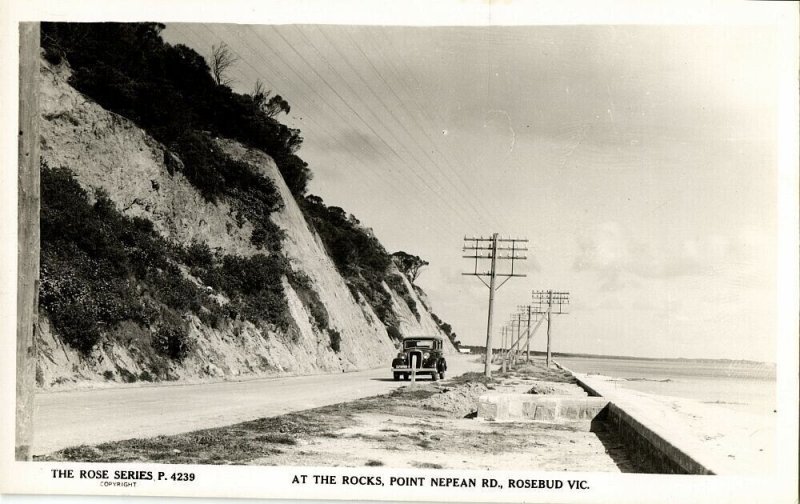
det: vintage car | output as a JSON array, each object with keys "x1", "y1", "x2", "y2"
[{"x1": 391, "y1": 336, "x2": 447, "y2": 381}]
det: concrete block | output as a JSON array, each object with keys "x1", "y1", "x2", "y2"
[
  {"x1": 478, "y1": 400, "x2": 499, "y2": 421},
  {"x1": 478, "y1": 394, "x2": 609, "y2": 422}
]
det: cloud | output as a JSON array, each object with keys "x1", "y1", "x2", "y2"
[
  {"x1": 572, "y1": 222, "x2": 636, "y2": 290},
  {"x1": 573, "y1": 222, "x2": 755, "y2": 288},
  {"x1": 527, "y1": 254, "x2": 542, "y2": 273},
  {"x1": 484, "y1": 109, "x2": 516, "y2": 153},
  {"x1": 328, "y1": 129, "x2": 386, "y2": 161}
]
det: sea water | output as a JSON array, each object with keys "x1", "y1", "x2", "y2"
[{"x1": 555, "y1": 356, "x2": 776, "y2": 416}]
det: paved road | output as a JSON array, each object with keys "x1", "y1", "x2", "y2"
[{"x1": 32, "y1": 354, "x2": 484, "y2": 455}]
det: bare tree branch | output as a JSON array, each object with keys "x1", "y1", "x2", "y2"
[
  {"x1": 210, "y1": 41, "x2": 239, "y2": 87},
  {"x1": 252, "y1": 78, "x2": 269, "y2": 108}
]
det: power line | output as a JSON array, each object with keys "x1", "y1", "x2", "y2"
[
  {"x1": 243, "y1": 25, "x2": 473, "y2": 238},
  {"x1": 191, "y1": 25, "x2": 407, "y2": 206},
  {"x1": 355, "y1": 26, "x2": 503, "y2": 229},
  {"x1": 365, "y1": 31, "x2": 507, "y2": 232},
  {"x1": 265, "y1": 26, "x2": 478, "y2": 232},
  {"x1": 182, "y1": 24, "x2": 458, "y2": 240},
  {"x1": 360, "y1": 26, "x2": 511, "y2": 231},
  {"x1": 195, "y1": 24, "x2": 522, "y2": 242},
  {"x1": 322, "y1": 26, "x2": 494, "y2": 231}
]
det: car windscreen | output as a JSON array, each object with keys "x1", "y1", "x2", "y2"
[{"x1": 404, "y1": 340, "x2": 434, "y2": 349}]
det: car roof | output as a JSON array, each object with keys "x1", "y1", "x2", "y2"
[{"x1": 403, "y1": 336, "x2": 443, "y2": 341}]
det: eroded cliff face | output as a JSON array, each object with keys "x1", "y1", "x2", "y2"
[{"x1": 37, "y1": 59, "x2": 453, "y2": 389}]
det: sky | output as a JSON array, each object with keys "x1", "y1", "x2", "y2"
[{"x1": 163, "y1": 23, "x2": 779, "y2": 361}]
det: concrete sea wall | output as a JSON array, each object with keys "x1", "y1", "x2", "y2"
[
  {"x1": 565, "y1": 365, "x2": 716, "y2": 475},
  {"x1": 603, "y1": 401, "x2": 713, "y2": 474}
]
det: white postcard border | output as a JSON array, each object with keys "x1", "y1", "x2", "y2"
[{"x1": 0, "y1": 1, "x2": 797, "y2": 503}]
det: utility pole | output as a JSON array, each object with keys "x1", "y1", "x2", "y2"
[
  {"x1": 504, "y1": 319, "x2": 519, "y2": 371},
  {"x1": 531, "y1": 290, "x2": 570, "y2": 367},
  {"x1": 525, "y1": 305, "x2": 532, "y2": 362},
  {"x1": 516, "y1": 304, "x2": 535, "y2": 363},
  {"x1": 484, "y1": 234, "x2": 498, "y2": 371},
  {"x1": 500, "y1": 325, "x2": 507, "y2": 373},
  {"x1": 505, "y1": 308, "x2": 534, "y2": 365},
  {"x1": 546, "y1": 301, "x2": 552, "y2": 367},
  {"x1": 463, "y1": 234, "x2": 528, "y2": 378},
  {"x1": 17, "y1": 22, "x2": 40, "y2": 461},
  {"x1": 504, "y1": 307, "x2": 545, "y2": 366},
  {"x1": 513, "y1": 313, "x2": 522, "y2": 366}
]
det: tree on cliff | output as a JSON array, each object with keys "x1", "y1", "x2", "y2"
[
  {"x1": 41, "y1": 23, "x2": 311, "y2": 196},
  {"x1": 391, "y1": 251, "x2": 429, "y2": 283},
  {"x1": 210, "y1": 41, "x2": 239, "y2": 87},
  {"x1": 431, "y1": 312, "x2": 460, "y2": 349},
  {"x1": 253, "y1": 79, "x2": 292, "y2": 118}
]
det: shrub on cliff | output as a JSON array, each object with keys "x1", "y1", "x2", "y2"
[
  {"x1": 41, "y1": 23, "x2": 294, "y2": 252},
  {"x1": 328, "y1": 329, "x2": 342, "y2": 353},
  {"x1": 300, "y1": 195, "x2": 391, "y2": 277},
  {"x1": 182, "y1": 241, "x2": 214, "y2": 268},
  {"x1": 39, "y1": 163, "x2": 293, "y2": 356},
  {"x1": 386, "y1": 326, "x2": 402, "y2": 342},
  {"x1": 186, "y1": 253, "x2": 292, "y2": 331},
  {"x1": 153, "y1": 312, "x2": 191, "y2": 361},
  {"x1": 41, "y1": 22, "x2": 311, "y2": 198},
  {"x1": 300, "y1": 193, "x2": 435, "y2": 331},
  {"x1": 432, "y1": 312, "x2": 460, "y2": 349},
  {"x1": 287, "y1": 271, "x2": 329, "y2": 331},
  {"x1": 300, "y1": 194, "x2": 399, "y2": 325},
  {"x1": 385, "y1": 274, "x2": 419, "y2": 321},
  {"x1": 40, "y1": 165, "x2": 158, "y2": 354}
]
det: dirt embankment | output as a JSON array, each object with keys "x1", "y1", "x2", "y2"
[{"x1": 40, "y1": 358, "x2": 641, "y2": 472}]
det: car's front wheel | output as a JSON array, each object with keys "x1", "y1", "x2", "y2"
[
  {"x1": 437, "y1": 359, "x2": 447, "y2": 380},
  {"x1": 393, "y1": 372, "x2": 401, "y2": 381}
]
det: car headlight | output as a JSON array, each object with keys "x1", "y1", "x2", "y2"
[{"x1": 422, "y1": 352, "x2": 430, "y2": 359}]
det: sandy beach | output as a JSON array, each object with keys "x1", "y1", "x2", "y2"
[{"x1": 573, "y1": 372, "x2": 775, "y2": 474}]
